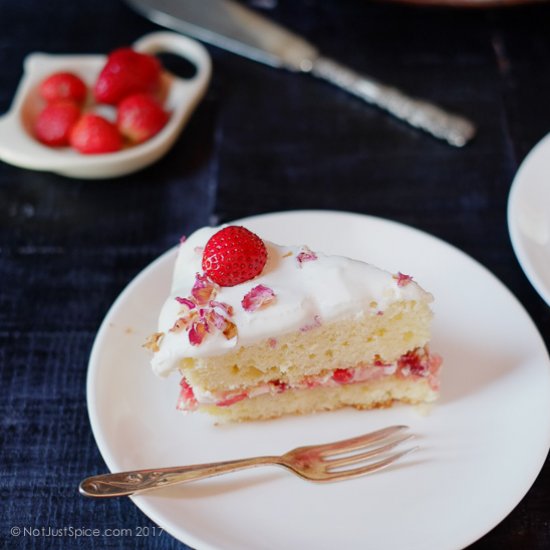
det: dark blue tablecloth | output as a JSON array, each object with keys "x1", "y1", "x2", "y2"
[{"x1": 1, "y1": 1, "x2": 549, "y2": 548}]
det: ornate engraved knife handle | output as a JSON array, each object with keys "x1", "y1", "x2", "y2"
[
  {"x1": 310, "y1": 56, "x2": 476, "y2": 147},
  {"x1": 79, "y1": 456, "x2": 279, "y2": 498}
]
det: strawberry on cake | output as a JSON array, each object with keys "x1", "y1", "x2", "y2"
[{"x1": 145, "y1": 225, "x2": 442, "y2": 422}]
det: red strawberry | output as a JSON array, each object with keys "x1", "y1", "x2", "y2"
[
  {"x1": 94, "y1": 48, "x2": 161, "y2": 105},
  {"x1": 216, "y1": 392, "x2": 247, "y2": 407},
  {"x1": 34, "y1": 100, "x2": 81, "y2": 147},
  {"x1": 116, "y1": 93, "x2": 169, "y2": 144},
  {"x1": 39, "y1": 72, "x2": 87, "y2": 104},
  {"x1": 398, "y1": 350, "x2": 426, "y2": 376},
  {"x1": 69, "y1": 114, "x2": 122, "y2": 154},
  {"x1": 202, "y1": 226, "x2": 268, "y2": 287},
  {"x1": 332, "y1": 368, "x2": 354, "y2": 384}
]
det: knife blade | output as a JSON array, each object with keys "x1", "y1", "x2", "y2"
[{"x1": 127, "y1": 0, "x2": 476, "y2": 146}]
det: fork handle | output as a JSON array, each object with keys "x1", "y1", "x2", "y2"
[
  {"x1": 310, "y1": 56, "x2": 476, "y2": 147},
  {"x1": 79, "y1": 456, "x2": 281, "y2": 498}
]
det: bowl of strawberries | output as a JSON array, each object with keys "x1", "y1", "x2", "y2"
[{"x1": 0, "y1": 32, "x2": 211, "y2": 179}]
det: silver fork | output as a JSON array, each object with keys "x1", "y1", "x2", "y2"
[{"x1": 79, "y1": 425, "x2": 416, "y2": 498}]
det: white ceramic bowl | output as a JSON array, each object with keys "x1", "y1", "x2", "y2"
[{"x1": 0, "y1": 32, "x2": 211, "y2": 179}]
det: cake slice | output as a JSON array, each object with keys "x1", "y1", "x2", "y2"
[{"x1": 146, "y1": 225, "x2": 442, "y2": 422}]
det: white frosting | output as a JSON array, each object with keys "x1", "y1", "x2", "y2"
[{"x1": 151, "y1": 226, "x2": 432, "y2": 376}]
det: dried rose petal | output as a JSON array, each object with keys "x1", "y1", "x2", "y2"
[
  {"x1": 209, "y1": 300, "x2": 234, "y2": 317},
  {"x1": 170, "y1": 318, "x2": 189, "y2": 333},
  {"x1": 170, "y1": 273, "x2": 240, "y2": 347},
  {"x1": 394, "y1": 272, "x2": 413, "y2": 287},
  {"x1": 179, "y1": 235, "x2": 187, "y2": 244},
  {"x1": 242, "y1": 284, "x2": 276, "y2": 312},
  {"x1": 191, "y1": 272, "x2": 218, "y2": 305},
  {"x1": 175, "y1": 296, "x2": 196, "y2": 310},
  {"x1": 296, "y1": 245, "x2": 318, "y2": 267},
  {"x1": 188, "y1": 318, "x2": 209, "y2": 346},
  {"x1": 142, "y1": 331, "x2": 164, "y2": 352},
  {"x1": 267, "y1": 337, "x2": 277, "y2": 349},
  {"x1": 206, "y1": 309, "x2": 228, "y2": 331},
  {"x1": 222, "y1": 319, "x2": 238, "y2": 340}
]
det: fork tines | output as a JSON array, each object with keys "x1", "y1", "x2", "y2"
[
  {"x1": 315, "y1": 425, "x2": 417, "y2": 481},
  {"x1": 317, "y1": 425, "x2": 411, "y2": 456}
]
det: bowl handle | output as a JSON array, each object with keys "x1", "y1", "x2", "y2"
[{"x1": 133, "y1": 31, "x2": 212, "y2": 93}]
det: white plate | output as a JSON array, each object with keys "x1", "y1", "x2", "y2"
[
  {"x1": 508, "y1": 132, "x2": 550, "y2": 306},
  {"x1": 0, "y1": 32, "x2": 210, "y2": 179},
  {"x1": 87, "y1": 210, "x2": 550, "y2": 550}
]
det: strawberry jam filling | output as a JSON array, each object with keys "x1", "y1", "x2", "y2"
[{"x1": 176, "y1": 346, "x2": 442, "y2": 411}]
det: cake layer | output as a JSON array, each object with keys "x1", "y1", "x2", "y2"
[
  {"x1": 177, "y1": 346, "x2": 441, "y2": 413},
  {"x1": 187, "y1": 375, "x2": 440, "y2": 422},
  {"x1": 179, "y1": 300, "x2": 433, "y2": 393}
]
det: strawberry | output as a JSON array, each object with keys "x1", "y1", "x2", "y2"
[
  {"x1": 397, "y1": 350, "x2": 426, "y2": 376},
  {"x1": 69, "y1": 113, "x2": 122, "y2": 154},
  {"x1": 39, "y1": 72, "x2": 87, "y2": 104},
  {"x1": 34, "y1": 100, "x2": 81, "y2": 147},
  {"x1": 332, "y1": 368, "x2": 354, "y2": 384},
  {"x1": 216, "y1": 392, "x2": 247, "y2": 407},
  {"x1": 94, "y1": 48, "x2": 161, "y2": 105},
  {"x1": 116, "y1": 93, "x2": 169, "y2": 144},
  {"x1": 202, "y1": 226, "x2": 268, "y2": 287}
]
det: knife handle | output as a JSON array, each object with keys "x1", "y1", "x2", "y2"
[{"x1": 310, "y1": 56, "x2": 475, "y2": 147}]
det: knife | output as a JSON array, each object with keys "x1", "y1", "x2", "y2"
[{"x1": 126, "y1": 0, "x2": 476, "y2": 146}]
